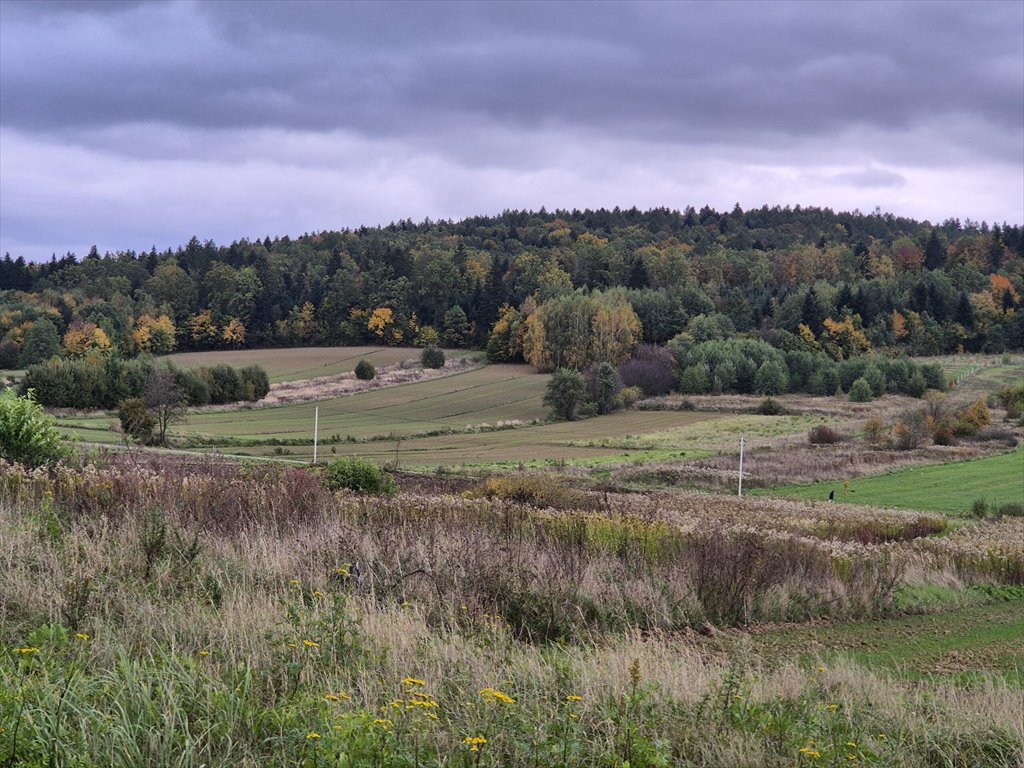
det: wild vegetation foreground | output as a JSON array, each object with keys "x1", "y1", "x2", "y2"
[{"x1": 2, "y1": 457, "x2": 1022, "y2": 767}]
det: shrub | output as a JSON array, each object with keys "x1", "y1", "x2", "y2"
[
  {"x1": 615, "y1": 385, "x2": 643, "y2": 410},
  {"x1": 239, "y1": 365, "x2": 270, "y2": 401},
  {"x1": 174, "y1": 367, "x2": 211, "y2": 406},
  {"x1": 894, "y1": 409, "x2": 928, "y2": 450},
  {"x1": 808, "y1": 425, "x2": 841, "y2": 445},
  {"x1": 755, "y1": 397, "x2": 787, "y2": 415},
  {"x1": 848, "y1": 377, "x2": 873, "y2": 402},
  {"x1": 970, "y1": 498, "x2": 989, "y2": 519},
  {"x1": 954, "y1": 398, "x2": 991, "y2": 437},
  {"x1": 0, "y1": 389, "x2": 69, "y2": 467},
  {"x1": 207, "y1": 364, "x2": 243, "y2": 403},
  {"x1": 543, "y1": 368, "x2": 587, "y2": 420},
  {"x1": 118, "y1": 397, "x2": 155, "y2": 444},
  {"x1": 354, "y1": 359, "x2": 376, "y2": 380},
  {"x1": 586, "y1": 362, "x2": 621, "y2": 414},
  {"x1": 421, "y1": 346, "x2": 446, "y2": 369},
  {"x1": 322, "y1": 456, "x2": 398, "y2": 496},
  {"x1": 920, "y1": 363, "x2": 945, "y2": 391},
  {"x1": 997, "y1": 501, "x2": 1024, "y2": 518},
  {"x1": 469, "y1": 474, "x2": 590, "y2": 510},
  {"x1": 862, "y1": 417, "x2": 890, "y2": 447},
  {"x1": 907, "y1": 372, "x2": 928, "y2": 398},
  {"x1": 617, "y1": 345, "x2": 677, "y2": 395}
]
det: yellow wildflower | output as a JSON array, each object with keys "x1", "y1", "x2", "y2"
[
  {"x1": 463, "y1": 736, "x2": 487, "y2": 752},
  {"x1": 826, "y1": 703, "x2": 839, "y2": 711},
  {"x1": 846, "y1": 742, "x2": 857, "y2": 748},
  {"x1": 198, "y1": 651, "x2": 211, "y2": 657},
  {"x1": 302, "y1": 639, "x2": 320, "y2": 649},
  {"x1": 14, "y1": 647, "x2": 39, "y2": 655},
  {"x1": 372, "y1": 718, "x2": 392, "y2": 729},
  {"x1": 480, "y1": 687, "x2": 515, "y2": 704},
  {"x1": 799, "y1": 747, "x2": 821, "y2": 758},
  {"x1": 306, "y1": 732, "x2": 321, "y2": 740},
  {"x1": 324, "y1": 694, "x2": 341, "y2": 703},
  {"x1": 566, "y1": 695, "x2": 583, "y2": 702},
  {"x1": 74, "y1": 633, "x2": 90, "y2": 641},
  {"x1": 402, "y1": 677, "x2": 426, "y2": 687},
  {"x1": 312, "y1": 591, "x2": 324, "y2": 598}
]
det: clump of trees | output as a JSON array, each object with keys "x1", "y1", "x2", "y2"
[{"x1": 21, "y1": 358, "x2": 270, "y2": 409}]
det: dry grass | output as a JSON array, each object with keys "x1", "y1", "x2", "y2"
[{"x1": 2, "y1": 456, "x2": 1022, "y2": 766}]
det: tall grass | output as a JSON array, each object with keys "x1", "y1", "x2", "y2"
[{"x1": 2, "y1": 456, "x2": 1021, "y2": 766}]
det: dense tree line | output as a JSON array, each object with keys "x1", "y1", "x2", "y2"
[
  {"x1": 1, "y1": 206, "x2": 1021, "y2": 374},
  {"x1": 20, "y1": 358, "x2": 269, "y2": 409}
]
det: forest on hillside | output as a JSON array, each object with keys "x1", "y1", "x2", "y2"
[{"x1": 2, "y1": 205, "x2": 1022, "y2": 376}]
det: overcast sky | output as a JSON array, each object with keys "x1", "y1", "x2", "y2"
[{"x1": 1, "y1": 0, "x2": 1022, "y2": 260}]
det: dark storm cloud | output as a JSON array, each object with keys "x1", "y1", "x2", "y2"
[
  {"x1": 2, "y1": 0, "x2": 1021, "y2": 149},
  {"x1": 1, "y1": 0, "x2": 1021, "y2": 259}
]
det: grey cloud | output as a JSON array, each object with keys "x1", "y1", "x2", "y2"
[
  {"x1": 829, "y1": 167, "x2": 907, "y2": 189},
  {"x1": 2, "y1": 0, "x2": 1020, "y2": 148}
]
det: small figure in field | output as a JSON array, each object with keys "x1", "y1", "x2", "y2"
[{"x1": 828, "y1": 489, "x2": 835, "y2": 502}]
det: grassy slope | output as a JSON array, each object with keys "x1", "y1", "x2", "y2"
[{"x1": 761, "y1": 447, "x2": 1024, "y2": 513}]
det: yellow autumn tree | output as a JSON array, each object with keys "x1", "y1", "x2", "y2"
[
  {"x1": 797, "y1": 323, "x2": 820, "y2": 350},
  {"x1": 222, "y1": 318, "x2": 246, "y2": 348},
  {"x1": 820, "y1": 316, "x2": 871, "y2": 360},
  {"x1": 190, "y1": 310, "x2": 220, "y2": 348},
  {"x1": 522, "y1": 290, "x2": 641, "y2": 372},
  {"x1": 63, "y1": 321, "x2": 112, "y2": 358},
  {"x1": 132, "y1": 314, "x2": 176, "y2": 354},
  {"x1": 367, "y1": 307, "x2": 394, "y2": 339}
]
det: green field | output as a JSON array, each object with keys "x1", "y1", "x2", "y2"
[
  {"x1": 743, "y1": 598, "x2": 1024, "y2": 685},
  {"x1": 157, "y1": 345, "x2": 430, "y2": 383},
  {"x1": 57, "y1": 362, "x2": 736, "y2": 466},
  {"x1": 763, "y1": 447, "x2": 1024, "y2": 513}
]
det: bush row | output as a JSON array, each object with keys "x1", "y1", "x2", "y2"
[
  {"x1": 20, "y1": 357, "x2": 270, "y2": 409},
  {"x1": 671, "y1": 338, "x2": 943, "y2": 398}
]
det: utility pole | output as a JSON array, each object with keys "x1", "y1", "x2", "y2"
[
  {"x1": 312, "y1": 406, "x2": 319, "y2": 465},
  {"x1": 738, "y1": 436, "x2": 745, "y2": 497}
]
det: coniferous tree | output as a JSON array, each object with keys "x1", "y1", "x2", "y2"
[{"x1": 924, "y1": 230, "x2": 945, "y2": 271}]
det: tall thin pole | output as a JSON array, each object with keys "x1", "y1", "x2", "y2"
[
  {"x1": 313, "y1": 406, "x2": 319, "y2": 465},
  {"x1": 738, "y1": 436, "x2": 745, "y2": 497}
]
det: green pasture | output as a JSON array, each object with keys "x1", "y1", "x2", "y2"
[
  {"x1": 157, "y1": 345, "x2": 429, "y2": 383},
  {"x1": 763, "y1": 447, "x2": 1024, "y2": 514},
  {"x1": 568, "y1": 413, "x2": 829, "y2": 451},
  {"x1": 746, "y1": 598, "x2": 1024, "y2": 686}
]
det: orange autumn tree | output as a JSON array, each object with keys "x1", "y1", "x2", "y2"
[{"x1": 990, "y1": 274, "x2": 1020, "y2": 312}]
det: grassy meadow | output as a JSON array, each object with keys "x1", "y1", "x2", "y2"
[
  {"x1": 2, "y1": 457, "x2": 1023, "y2": 767},
  {"x1": 5, "y1": 351, "x2": 1024, "y2": 766},
  {"x1": 762, "y1": 447, "x2": 1024, "y2": 514}
]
